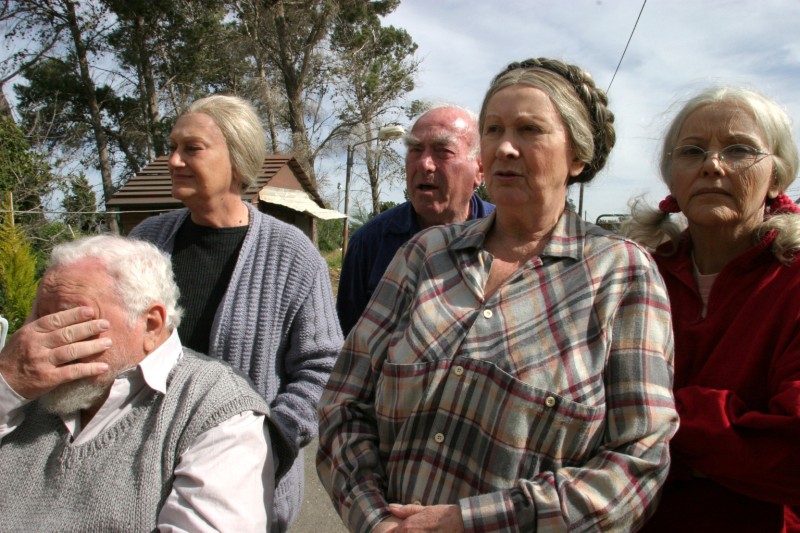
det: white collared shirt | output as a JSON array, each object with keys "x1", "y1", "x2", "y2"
[{"x1": 0, "y1": 330, "x2": 273, "y2": 532}]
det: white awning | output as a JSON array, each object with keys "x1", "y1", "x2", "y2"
[{"x1": 258, "y1": 186, "x2": 346, "y2": 220}]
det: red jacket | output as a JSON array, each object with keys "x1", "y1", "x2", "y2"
[{"x1": 643, "y1": 232, "x2": 800, "y2": 533}]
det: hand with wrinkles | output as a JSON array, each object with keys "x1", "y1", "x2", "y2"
[
  {"x1": 0, "y1": 307, "x2": 112, "y2": 399},
  {"x1": 372, "y1": 504, "x2": 464, "y2": 532}
]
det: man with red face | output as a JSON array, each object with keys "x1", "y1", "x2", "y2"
[{"x1": 336, "y1": 105, "x2": 495, "y2": 336}]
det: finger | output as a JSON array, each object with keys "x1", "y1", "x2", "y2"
[
  {"x1": 53, "y1": 360, "x2": 110, "y2": 384},
  {"x1": 34, "y1": 307, "x2": 96, "y2": 334},
  {"x1": 54, "y1": 318, "x2": 111, "y2": 348},
  {"x1": 388, "y1": 504, "x2": 425, "y2": 519},
  {"x1": 50, "y1": 337, "x2": 113, "y2": 366}
]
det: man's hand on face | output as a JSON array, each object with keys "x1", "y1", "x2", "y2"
[{"x1": 0, "y1": 307, "x2": 112, "y2": 399}]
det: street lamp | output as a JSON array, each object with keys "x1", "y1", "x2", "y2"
[{"x1": 342, "y1": 124, "x2": 405, "y2": 259}]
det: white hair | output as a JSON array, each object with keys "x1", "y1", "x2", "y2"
[
  {"x1": 624, "y1": 86, "x2": 800, "y2": 263},
  {"x1": 48, "y1": 236, "x2": 183, "y2": 330}
]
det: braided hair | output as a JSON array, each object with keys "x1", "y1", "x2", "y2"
[{"x1": 479, "y1": 58, "x2": 616, "y2": 184}]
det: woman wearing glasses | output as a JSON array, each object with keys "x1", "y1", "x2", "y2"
[{"x1": 626, "y1": 87, "x2": 800, "y2": 532}]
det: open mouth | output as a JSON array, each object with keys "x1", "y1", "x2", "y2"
[{"x1": 417, "y1": 184, "x2": 437, "y2": 191}]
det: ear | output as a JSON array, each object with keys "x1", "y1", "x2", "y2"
[
  {"x1": 568, "y1": 158, "x2": 586, "y2": 178},
  {"x1": 473, "y1": 157, "x2": 484, "y2": 189},
  {"x1": 141, "y1": 303, "x2": 168, "y2": 354},
  {"x1": 767, "y1": 168, "x2": 781, "y2": 199}
]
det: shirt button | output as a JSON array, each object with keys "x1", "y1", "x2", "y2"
[
  {"x1": 434, "y1": 433, "x2": 445, "y2": 443},
  {"x1": 483, "y1": 309, "x2": 493, "y2": 318},
  {"x1": 545, "y1": 396, "x2": 556, "y2": 407},
  {"x1": 453, "y1": 365, "x2": 464, "y2": 376},
  {"x1": 412, "y1": 500, "x2": 422, "y2": 506}
]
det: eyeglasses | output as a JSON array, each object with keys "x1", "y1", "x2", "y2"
[{"x1": 669, "y1": 144, "x2": 771, "y2": 170}]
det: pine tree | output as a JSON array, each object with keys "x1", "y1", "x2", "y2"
[{"x1": 0, "y1": 195, "x2": 40, "y2": 333}]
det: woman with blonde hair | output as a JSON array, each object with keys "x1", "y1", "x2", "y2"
[{"x1": 132, "y1": 94, "x2": 342, "y2": 532}]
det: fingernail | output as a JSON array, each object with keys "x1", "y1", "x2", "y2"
[
  {"x1": 98, "y1": 320, "x2": 110, "y2": 330},
  {"x1": 101, "y1": 338, "x2": 112, "y2": 348}
]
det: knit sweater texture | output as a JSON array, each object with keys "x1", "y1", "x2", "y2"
[
  {"x1": 131, "y1": 204, "x2": 343, "y2": 531},
  {"x1": 0, "y1": 349, "x2": 270, "y2": 532}
]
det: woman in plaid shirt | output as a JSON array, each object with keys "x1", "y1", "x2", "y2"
[{"x1": 318, "y1": 58, "x2": 678, "y2": 532}]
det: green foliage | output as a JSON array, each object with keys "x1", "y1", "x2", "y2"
[
  {"x1": 0, "y1": 117, "x2": 74, "y2": 268},
  {"x1": 475, "y1": 182, "x2": 490, "y2": 202},
  {"x1": 5, "y1": 0, "x2": 421, "y2": 234},
  {"x1": 331, "y1": 0, "x2": 418, "y2": 215},
  {"x1": 0, "y1": 198, "x2": 40, "y2": 333},
  {"x1": 405, "y1": 99, "x2": 434, "y2": 121},
  {"x1": 369, "y1": 200, "x2": 397, "y2": 219},
  {"x1": 29, "y1": 220, "x2": 75, "y2": 275},
  {"x1": 0, "y1": 117, "x2": 53, "y2": 226},
  {"x1": 61, "y1": 174, "x2": 100, "y2": 234},
  {"x1": 317, "y1": 218, "x2": 344, "y2": 252}
]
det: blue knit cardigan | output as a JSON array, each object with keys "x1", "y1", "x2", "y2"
[{"x1": 131, "y1": 203, "x2": 343, "y2": 531}]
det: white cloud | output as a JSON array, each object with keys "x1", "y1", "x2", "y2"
[{"x1": 380, "y1": 0, "x2": 800, "y2": 221}]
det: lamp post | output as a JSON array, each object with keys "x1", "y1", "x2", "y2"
[{"x1": 342, "y1": 124, "x2": 405, "y2": 259}]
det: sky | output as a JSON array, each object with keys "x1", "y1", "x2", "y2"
[{"x1": 375, "y1": 0, "x2": 800, "y2": 223}]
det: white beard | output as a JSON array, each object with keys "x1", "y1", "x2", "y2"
[{"x1": 38, "y1": 379, "x2": 111, "y2": 418}]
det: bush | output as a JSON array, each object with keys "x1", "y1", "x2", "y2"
[
  {"x1": 0, "y1": 198, "x2": 40, "y2": 333},
  {"x1": 318, "y1": 218, "x2": 344, "y2": 252}
]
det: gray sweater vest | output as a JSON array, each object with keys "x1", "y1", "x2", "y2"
[{"x1": 0, "y1": 349, "x2": 270, "y2": 532}]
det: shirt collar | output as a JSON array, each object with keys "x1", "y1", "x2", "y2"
[
  {"x1": 61, "y1": 329, "x2": 182, "y2": 437},
  {"x1": 385, "y1": 195, "x2": 488, "y2": 236},
  {"x1": 450, "y1": 208, "x2": 585, "y2": 262},
  {"x1": 136, "y1": 328, "x2": 183, "y2": 394}
]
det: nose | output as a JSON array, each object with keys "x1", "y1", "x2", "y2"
[
  {"x1": 416, "y1": 149, "x2": 436, "y2": 174},
  {"x1": 496, "y1": 138, "x2": 519, "y2": 159},
  {"x1": 168, "y1": 148, "x2": 183, "y2": 169},
  {"x1": 702, "y1": 150, "x2": 723, "y2": 175}
]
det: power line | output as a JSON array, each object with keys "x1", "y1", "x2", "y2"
[{"x1": 607, "y1": 0, "x2": 647, "y2": 94}]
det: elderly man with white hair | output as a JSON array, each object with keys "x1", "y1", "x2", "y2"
[{"x1": 0, "y1": 235, "x2": 284, "y2": 532}]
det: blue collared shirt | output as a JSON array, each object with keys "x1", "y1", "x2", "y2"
[{"x1": 336, "y1": 195, "x2": 495, "y2": 336}]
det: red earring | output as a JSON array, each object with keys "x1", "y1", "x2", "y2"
[
  {"x1": 766, "y1": 193, "x2": 800, "y2": 215},
  {"x1": 658, "y1": 195, "x2": 680, "y2": 214}
]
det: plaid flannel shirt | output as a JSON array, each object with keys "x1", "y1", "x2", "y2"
[{"x1": 317, "y1": 210, "x2": 678, "y2": 532}]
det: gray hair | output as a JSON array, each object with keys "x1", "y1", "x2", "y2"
[
  {"x1": 624, "y1": 86, "x2": 800, "y2": 264},
  {"x1": 479, "y1": 58, "x2": 616, "y2": 185},
  {"x1": 187, "y1": 95, "x2": 267, "y2": 192},
  {"x1": 48, "y1": 236, "x2": 183, "y2": 330},
  {"x1": 659, "y1": 86, "x2": 798, "y2": 191}
]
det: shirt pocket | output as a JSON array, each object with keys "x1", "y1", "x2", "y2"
[{"x1": 376, "y1": 357, "x2": 605, "y2": 494}]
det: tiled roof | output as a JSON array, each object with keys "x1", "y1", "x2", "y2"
[{"x1": 107, "y1": 154, "x2": 324, "y2": 208}]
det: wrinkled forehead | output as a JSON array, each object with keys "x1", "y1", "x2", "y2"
[
  {"x1": 408, "y1": 119, "x2": 472, "y2": 146},
  {"x1": 679, "y1": 103, "x2": 763, "y2": 142},
  {"x1": 407, "y1": 129, "x2": 458, "y2": 147}
]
